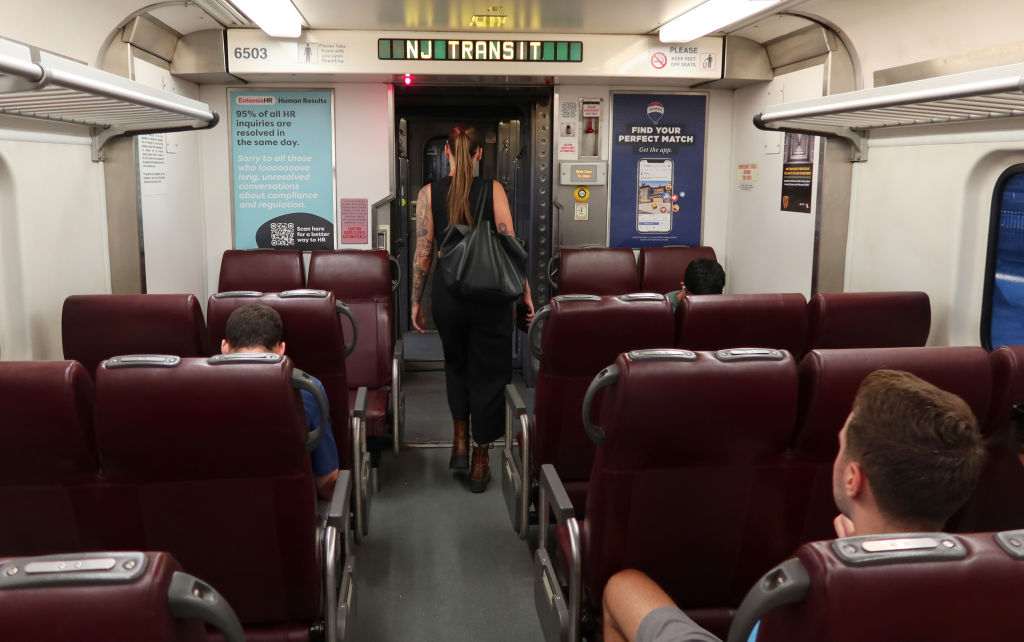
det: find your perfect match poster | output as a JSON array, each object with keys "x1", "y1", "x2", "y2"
[
  {"x1": 230, "y1": 89, "x2": 335, "y2": 250},
  {"x1": 609, "y1": 93, "x2": 707, "y2": 248}
]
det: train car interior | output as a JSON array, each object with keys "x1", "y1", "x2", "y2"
[{"x1": 4, "y1": 0, "x2": 1024, "y2": 639}]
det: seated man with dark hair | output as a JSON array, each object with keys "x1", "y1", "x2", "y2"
[
  {"x1": 667, "y1": 258, "x2": 726, "y2": 311},
  {"x1": 222, "y1": 303, "x2": 340, "y2": 500},
  {"x1": 603, "y1": 369, "x2": 986, "y2": 642}
]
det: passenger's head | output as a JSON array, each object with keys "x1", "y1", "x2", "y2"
[
  {"x1": 445, "y1": 126, "x2": 482, "y2": 227},
  {"x1": 683, "y1": 258, "x2": 725, "y2": 295},
  {"x1": 220, "y1": 303, "x2": 286, "y2": 355},
  {"x1": 832, "y1": 370, "x2": 985, "y2": 532}
]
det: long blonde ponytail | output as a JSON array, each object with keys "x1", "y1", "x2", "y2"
[{"x1": 446, "y1": 126, "x2": 481, "y2": 228}]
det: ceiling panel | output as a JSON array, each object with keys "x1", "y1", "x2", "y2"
[{"x1": 292, "y1": 0, "x2": 704, "y2": 35}]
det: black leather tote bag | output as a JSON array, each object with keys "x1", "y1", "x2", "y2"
[{"x1": 438, "y1": 181, "x2": 528, "y2": 304}]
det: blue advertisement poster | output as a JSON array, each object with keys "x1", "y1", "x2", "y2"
[
  {"x1": 609, "y1": 93, "x2": 706, "y2": 247},
  {"x1": 229, "y1": 89, "x2": 334, "y2": 250}
]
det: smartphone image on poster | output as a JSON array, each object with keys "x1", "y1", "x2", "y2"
[{"x1": 636, "y1": 158, "x2": 673, "y2": 234}]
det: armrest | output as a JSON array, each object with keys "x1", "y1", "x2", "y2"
[
  {"x1": 327, "y1": 469, "x2": 353, "y2": 534},
  {"x1": 536, "y1": 464, "x2": 582, "y2": 642},
  {"x1": 538, "y1": 463, "x2": 576, "y2": 526},
  {"x1": 351, "y1": 387, "x2": 370, "y2": 542},
  {"x1": 504, "y1": 383, "x2": 531, "y2": 539},
  {"x1": 353, "y1": 386, "x2": 367, "y2": 420},
  {"x1": 323, "y1": 471, "x2": 357, "y2": 642},
  {"x1": 168, "y1": 571, "x2": 245, "y2": 642}
]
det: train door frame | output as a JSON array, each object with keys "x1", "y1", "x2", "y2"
[{"x1": 391, "y1": 87, "x2": 553, "y2": 376}]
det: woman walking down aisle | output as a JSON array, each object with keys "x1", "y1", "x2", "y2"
[{"x1": 410, "y1": 126, "x2": 534, "y2": 492}]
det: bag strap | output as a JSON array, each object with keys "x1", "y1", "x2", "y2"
[{"x1": 472, "y1": 179, "x2": 492, "y2": 226}]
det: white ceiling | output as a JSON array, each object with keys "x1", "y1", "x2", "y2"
[
  {"x1": 290, "y1": 0, "x2": 705, "y2": 35},
  {"x1": 149, "y1": 0, "x2": 817, "y2": 46}
]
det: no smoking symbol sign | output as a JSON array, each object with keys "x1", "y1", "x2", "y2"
[{"x1": 650, "y1": 52, "x2": 667, "y2": 69}]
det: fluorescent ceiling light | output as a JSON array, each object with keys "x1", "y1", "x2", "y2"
[
  {"x1": 230, "y1": 0, "x2": 303, "y2": 38},
  {"x1": 660, "y1": 0, "x2": 785, "y2": 42}
]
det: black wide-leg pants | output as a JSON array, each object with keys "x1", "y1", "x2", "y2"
[{"x1": 432, "y1": 277, "x2": 514, "y2": 445}]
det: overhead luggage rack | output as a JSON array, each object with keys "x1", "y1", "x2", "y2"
[
  {"x1": 0, "y1": 36, "x2": 218, "y2": 159},
  {"x1": 754, "y1": 61, "x2": 1024, "y2": 161}
]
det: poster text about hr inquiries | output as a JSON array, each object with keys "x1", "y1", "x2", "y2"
[{"x1": 230, "y1": 89, "x2": 335, "y2": 250}]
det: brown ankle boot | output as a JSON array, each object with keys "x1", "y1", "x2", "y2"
[
  {"x1": 449, "y1": 420, "x2": 470, "y2": 471},
  {"x1": 469, "y1": 442, "x2": 491, "y2": 493}
]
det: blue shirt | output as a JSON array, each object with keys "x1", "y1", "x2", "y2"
[{"x1": 301, "y1": 378, "x2": 339, "y2": 477}]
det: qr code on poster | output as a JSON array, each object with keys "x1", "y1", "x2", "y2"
[{"x1": 270, "y1": 222, "x2": 295, "y2": 246}]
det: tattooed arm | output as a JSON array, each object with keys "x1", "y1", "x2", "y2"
[{"x1": 410, "y1": 184, "x2": 433, "y2": 333}]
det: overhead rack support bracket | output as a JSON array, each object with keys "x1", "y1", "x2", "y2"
[{"x1": 753, "y1": 115, "x2": 867, "y2": 162}]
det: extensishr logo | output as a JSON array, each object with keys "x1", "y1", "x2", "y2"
[{"x1": 237, "y1": 96, "x2": 276, "y2": 105}]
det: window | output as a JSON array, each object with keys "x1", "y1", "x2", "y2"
[{"x1": 982, "y1": 166, "x2": 1024, "y2": 349}]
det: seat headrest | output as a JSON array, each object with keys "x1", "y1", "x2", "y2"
[
  {"x1": 94, "y1": 356, "x2": 310, "y2": 480},
  {"x1": 0, "y1": 360, "x2": 96, "y2": 482},
  {"x1": 540, "y1": 294, "x2": 674, "y2": 375},
  {"x1": 0, "y1": 552, "x2": 211, "y2": 642},
  {"x1": 806, "y1": 291, "x2": 930, "y2": 350},
  {"x1": 217, "y1": 249, "x2": 305, "y2": 293},
  {"x1": 597, "y1": 349, "x2": 798, "y2": 468},
  {"x1": 746, "y1": 531, "x2": 1024, "y2": 641},
  {"x1": 62, "y1": 294, "x2": 208, "y2": 374},
  {"x1": 308, "y1": 249, "x2": 392, "y2": 300},
  {"x1": 638, "y1": 245, "x2": 717, "y2": 293},
  {"x1": 558, "y1": 248, "x2": 639, "y2": 295},
  {"x1": 795, "y1": 346, "x2": 992, "y2": 460},
  {"x1": 675, "y1": 293, "x2": 807, "y2": 356}
]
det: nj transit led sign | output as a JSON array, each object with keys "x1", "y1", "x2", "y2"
[{"x1": 378, "y1": 39, "x2": 582, "y2": 62}]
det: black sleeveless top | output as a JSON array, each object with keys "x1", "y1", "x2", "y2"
[{"x1": 430, "y1": 176, "x2": 494, "y2": 241}]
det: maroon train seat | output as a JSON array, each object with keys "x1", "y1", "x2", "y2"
[
  {"x1": 638, "y1": 245, "x2": 717, "y2": 293},
  {"x1": 217, "y1": 249, "x2": 305, "y2": 293},
  {"x1": 949, "y1": 345, "x2": 1024, "y2": 532},
  {"x1": 93, "y1": 355, "x2": 355, "y2": 641},
  {"x1": 0, "y1": 360, "x2": 98, "y2": 558},
  {"x1": 308, "y1": 249, "x2": 403, "y2": 455},
  {"x1": 805, "y1": 291, "x2": 931, "y2": 350},
  {"x1": 729, "y1": 530, "x2": 1024, "y2": 642},
  {"x1": 0, "y1": 551, "x2": 244, "y2": 642},
  {"x1": 794, "y1": 346, "x2": 992, "y2": 542},
  {"x1": 502, "y1": 293, "x2": 674, "y2": 538},
  {"x1": 62, "y1": 294, "x2": 208, "y2": 375},
  {"x1": 206, "y1": 290, "x2": 371, "y2": 539},
  {"x1": 556, "y1": 247, "x2": 640, "y2": 295},
  {"x1": 535, "y1": 349, "x2": 806, "y2": 642},
  {"x1": 674, "y1": 293, "x2": 808, "y2": 356}
]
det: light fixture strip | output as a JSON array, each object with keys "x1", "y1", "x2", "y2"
[
  {"x1": 228, "y1": 0, "x2": 304, "y2": 38},
  {"x1": 659, "y1": 0, "x2": 785, "y2": 43}
]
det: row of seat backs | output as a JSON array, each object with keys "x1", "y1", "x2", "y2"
[
  {"x1": 530, "y1": 292, "x2": 932, "y2": 508},
  {"x1": 557, "y1": 246, "x2": 717, "y2": 296},
  {"x1": 219, "y1": 248, "x2": 395, "y2": 392},
  {"x1": 0, "y1": 551, "x2": 244, "y2": 642},
  {"x1": 677, "y1": 290, "x2": 931, "y2": 355},
  {"x1": 574, "y1": 345, "x2": 1024, "y2": 631},
  {"x1": 0, "y1": 357, "x2": 322, "y2": 631},
  {"x1": 62, "y1": 291, "x2": 356, "y2": 465}
]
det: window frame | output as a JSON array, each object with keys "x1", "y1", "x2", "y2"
[{"x1": 980, "y1": 163, "x2": 1024, "y2": 350}]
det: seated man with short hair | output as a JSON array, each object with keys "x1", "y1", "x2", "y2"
[
  {"x1": 222, "y1": 303, "x2": 340, "y2": 500},
  {"x1": 667, "y1": 258, "x2": 726, "y2": 311},
  {"x1": 603, "y1": 369, "x2": 986, "y2": 642}
]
